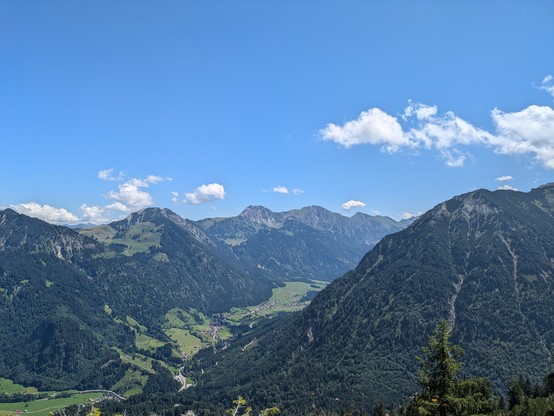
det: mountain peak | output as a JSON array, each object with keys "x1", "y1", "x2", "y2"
[
  {"x1": 536, "y1": 182, "x2": 554, "y2": 190},
  {"x1": 122, "y1": 207, "x2": 179, "y2": 224},
  {"x1": 239, "y1": 205, "x2": 279, "y2": 227},
  {"x1": 0, "y1": 208, "x2": 20, "y2": 222},
  {"x1": 239, "y1": 205, "x2": 274, "y2": 217}
]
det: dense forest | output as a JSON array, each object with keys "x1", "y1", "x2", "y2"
[{"x1": 94, "y1": 321, "x2": 554, "y2": 415}]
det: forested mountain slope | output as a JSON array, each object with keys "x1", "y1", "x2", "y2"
[
  {"x1": 187, "y1": 184, "x2": 554, "y2": 413},
  {"x1": 0, "y1": 208, "x2": 272, "y2": 391}
]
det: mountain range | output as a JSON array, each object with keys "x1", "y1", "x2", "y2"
[
  {"x1": 0, "y1": 204, "x2": 408, "y2": 392},
  {"x1": 194, "y1": 205, "x2": 413, "y2": 281},
  {"x1": 185, "y1": 184, "x2": 554, "y2": 413}
]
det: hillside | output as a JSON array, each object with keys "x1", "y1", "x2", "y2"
[
  {"x1": 0, "y1": 208, "x2": 272, "y2": 391},
  {"x1": 185, "y1": 185, "x2": 554, "y2": 413}
]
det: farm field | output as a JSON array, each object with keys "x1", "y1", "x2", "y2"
[{"x1": 0, "y1": 391, "x2": 102, "y2": 416}]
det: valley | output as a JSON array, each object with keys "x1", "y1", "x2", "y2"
[
  {"x1": 3, "y1": 186, "x2": 554, "y2": 415},
  {"x1": 0, "y1": 279, "x2": 328, "y2": 413}
]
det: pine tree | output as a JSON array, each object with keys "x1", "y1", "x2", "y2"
[
  {"x1": 409, "y1": 320, "x2": 497, "y2": 416},
  {"x1": 416, "y1": 321, "x2": 463, "y2": 416}
]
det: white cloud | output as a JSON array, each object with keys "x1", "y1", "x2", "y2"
[
  {"x1": 6, "y1": 171, "x2": 172, "y2": 226},
  {"x1": 403, "y1": 101, "x2": 438, "y2": 120},
  {"x1": 10, "y1": 202, "x2": 80, "y2": 224},
  {"x1": 497, "y1": 185, "x2": 519, "y2": 191},
  {"x1": 440, "y1": 149, "x2": 468, "y2": 168},
  {"x1": 401, "y1": 211, "x2": 422, "y2": 220},
  {"x1": 106, "y1": 202, "x2": 129, "y2": 212},
  {"x1": 539, "y1": 75, "x2": 554, "y2": 99},
  {"x1": 273, "y1": 186, "x2": 289, "y2": 194},
  {"x1": 491, "y1": 105, "x2": 554, "y2": 169},
  {"x1": 171, "y1": 192, "x2": 179, "y2": 203},
  {"x1": 185, "y1": 183, "x2": 225, "y2": 205},
  {"x1": 107, "y1": 182, "x2": 154, "y2": 208},
  {"x1": 320, "y1": 108, "x2": 412, "y2": 152},
  {"x1": 80, "y1": 204, "x2": 111, "y2": 224},
  {"x1": 320, "y1": 104, "x2": 492, "y2": 163},
  {"x1": 105, "y1": 175, "x2": 171, "y2": 210},
  {"x1": 80, "y1": 172, "x2": 171, "y2": 224},
  {"x1": 79, "y1": 201, "x2": 131, "y2": 224},
  {"x1": 321, "y1": 76, "x2": 554, "y2": 169},
  {"x1": 97, "y1": 168, "x2": 125, "y2": 181},
  {"x1": 271, "y1": 186, "x2": 303, "y2": 195},
  {"x1": 495, "y1": 175, "x2": 513, "y2": 182},
  {"x1": 341, "y1": 200, "x2": 366, "y2": 211}
]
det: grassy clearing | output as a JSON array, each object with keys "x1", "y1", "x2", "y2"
[
  {"x1": 0, "y1": 393, "x2": 101, "y2": 416},
  {"x1": 135, "y1": 333, "x2": 164, "y2": 351},
  {"x1": 112, "y1": 347, "x2": 155, "y2": 374},
  {"x1": 226, "y1": 280, "x2": 328, "y2": 321},
  {"x1": 80, "y1": 222, "x2": 162, "y2": 256},
  {"x1": 110, "y1": 369, "x2": 147, "y2": 397},
  {"x1": 0, "y1": 378, "x2": 38, "y2": 395},
  {"x1": 163, "y1": 308, "x2": 226, "y2": 356},
  {"x1": 165, "y1": 328, "x2": 206, "y2": 357},
  {"x1": 217, "y1": 326, "x2": 232, "y2": 340}
]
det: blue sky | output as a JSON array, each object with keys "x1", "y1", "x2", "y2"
[{"x1": 1, "y1": 1, "x2": 554, "y2": 224}]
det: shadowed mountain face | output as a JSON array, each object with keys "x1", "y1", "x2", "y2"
[
  {"x1": 195, "y1": 205, "x2": 412, "y2": 281},
  {"x1": 187, "y1": 185, "x2": 554, "y2": 413},
  {"x1": 0, "y1": 208, "x2": 272, "y2": 390}
]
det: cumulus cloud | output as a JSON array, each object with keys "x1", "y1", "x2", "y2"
[
  {"x1": 185, "y1": 183, "x2": 225, "y2": 205},
  {"x1": 497, "y1": 185, "x2": 519, "y2": 191},
  {"x1": 107, "y1": 183, "x2": 153, "y2": 208},
  {"x1": 5, "y1": 171, "x2": 172, "y2": 225},
  {"x1": 320, "y1": 104, "x2": 492, "y2": 162},
  {"x1": 403, "y1": 101, "x2": 438, "y2": 120},
  {"x1": 341, "y1": 200, "x2": 366, "y2": 211},
  {"x1": 104, "y1": 175, "x2": 172, "y2": 210},
  {"x1": 80, "y1": 172, "x2": 171, "y2": 224},
  {"x1": 9, "y1": 202, "x2": 80, "y2": 224},
  {"x1": 401, "y1": 211, "x2": 422, "y2": 220},
  {"x1": 80, "y1": 204, "x2": 111, "y2": 224},
  {"x1": 171, "y1": 192, "x2": 179, "y2": 203},
  {"x1": 292, "y1": 188, "x2": 304, "y2": 195},
  {"x1": 320, "y1": 108, "x2": 412, "y2": 152},
  {"x1": 320, "y1": 77, "x2": 554, "y2": 169},
  {"x1": 495, "y1": 175, "x2": 513, "y2": 182},
  {"x1": 491, "y1": 105, "x2": 554, "y2": 169}
]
